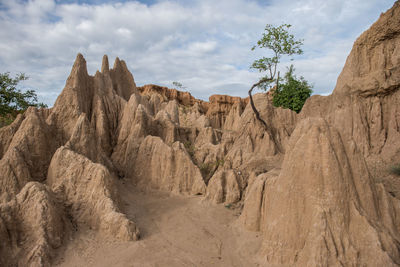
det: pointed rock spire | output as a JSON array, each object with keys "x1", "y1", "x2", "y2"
[
  {"x1": 67, "y1": 53, "x2": 89, "y2": 88},
  {"x1": 109, "y1": 57, "x2": 137, "y2": 101},
  {"x1": 112, "y1": 57, "x2": 130, "y2": 74},
  {"x1": 73, "y1": 53, "x2": 87, "y2": 73},
  {"x1": 113, "y1": 57, "x2": 121, "y2": 69},
  {"x1": 101, "y1": 55, "x2": 109, "y2": 73}
]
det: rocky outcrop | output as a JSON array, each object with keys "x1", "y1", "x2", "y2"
[
  {"x1": 0, "y1": 2, "x2": 399, "y2": 265},
  {"x1": 333, "y1": 2, "x2": 400, "y2": 98},
  {"x1": 46, "y1": 54, "x2": 134, "y2": 154},
  {"x1": 0, "y1": 107, "x2": 59, "y2": 202},
  {"x1": 202, "y1": 93, "x2": 295, "y2": 203},
  {"x1": 138, "y1": 85, "x2": 249, "y2": 129},
  {"x1": 138, "y1": 84, "x2": 205, "y2": 108},
  {"x1": 206, "y1": 94, "x2": 248, "y2": 129},
  {"x1": 47, "y1": 146, "x2": 139, "y2": 241},
  {"x1": 0, "y1": 182, "x2": 67, "y2": 267},
  {"x1": 298, "y1": 2, "x2": 400, "y2": 220},
  {"x1": 242, "y1": 118, "x2": 400, "y2": 266},
  {"x1": 0, "y1": 113, "x2": 25, "y2": 158},
  {"x1": 239, "y1": 2, "x2": 400, "y2": 265},
  {"x1": 205, "y1": 169, "x2": 241, "y2": 204},
  {"x1": 131, "y1": 136, "x2": 206, "y2": 195},
  {"x1": 0, "y1": 54, "x2": 144, "y2": 264},
  {"x1": 65, "y1": 113, "x2": 116, "y2": 172},
  {"x1": 301, "y1": 1, "x2": 400, "y2": 161}
]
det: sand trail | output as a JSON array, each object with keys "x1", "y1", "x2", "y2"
[{"x1": 54, "y1": 180, "x2": 262, "y2": 267}]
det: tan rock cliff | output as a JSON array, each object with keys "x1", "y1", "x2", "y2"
[{"x1": 0, "y1": 2, "x2": 399, "y2": 265}]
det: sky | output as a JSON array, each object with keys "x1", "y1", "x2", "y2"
[{"x1": 0, "y1": 0, "x2": 395, "y2": 106}]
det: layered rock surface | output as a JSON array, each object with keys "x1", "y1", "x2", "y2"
[
  {"x1": 241, "y1": 118, "x2": 400, "y2": 266},
  {"x1": 239, "y1": 2, "x2": 400, "y2": 265},
  {"x1": 0, "y1": 2, "x2": 399, "y2": 266},
  {"x1": 0, "y1": 54, "x2": 142, "y2": 266}
]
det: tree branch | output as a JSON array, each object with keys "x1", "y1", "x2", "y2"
[
  {"x1": 272, "y1": 52, "x2": 278, "y2": 79},
  {"x1": 276, "y1": 71, "x2": 280, "y2": 90},
  {"x1": 268, "y1": 65, "x2": 272, "y2": 80}
]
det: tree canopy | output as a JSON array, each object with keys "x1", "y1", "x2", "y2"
[
  {"x1": 0, "y1": 72, "x2": 46, "y2": 126},
  {"x1": 251, "y1": 24, "x2": 303, "y2": 90},
  {"x1": 172, "y1": 81, "x2": 187, "y2": 91},
  {"x1": 273, "y1": 65, "x2": 313, "y2": 113},
  {"x1": 248, "y1": 23, "x2": 304, "y2": 130}
]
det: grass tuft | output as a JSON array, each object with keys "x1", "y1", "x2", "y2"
[{"x1": 390, "y1": 164, "x2": 400, "y2": 176}]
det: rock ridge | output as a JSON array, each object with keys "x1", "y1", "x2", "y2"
[{"x1": 0, "y1": 2, "x2": 399, "y2": 265}]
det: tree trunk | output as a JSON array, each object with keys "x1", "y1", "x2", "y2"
[
  {"x1": 248, "y1": 79, "x2": 269, "y2": 129},
  {"x1": 249, "y1": 83, "x2": 267, "y2": 129},
  {"x1": 248, "y1": 77, "x2": 282, "y2": 154}
]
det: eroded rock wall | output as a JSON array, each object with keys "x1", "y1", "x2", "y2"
[
  {"x1": 0, "y1": 2, "x2": 399, "y2": 265},
  {"x1": 240, "y1": 2, "x2": 400, "y2": 265}
]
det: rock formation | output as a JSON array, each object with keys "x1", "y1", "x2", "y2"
[
  {"x1": 241, "y1": 118, "x2": 400, "y2": 266},
  {"x1": 301, "y1": 1, "x2": 400, "y2": 161},
  {"x1": 0, "y1": 182, "x2": 67, "y2": 267},
  {"x1": 47, "y1": 146, "x2": 139, "y2": 241},
  {"x1": 240, "y1": 2, "x2": 400, "y2": 265},
  {"x1": 0, "y1": 54, "x2": 142, "y2": 266},
  {"x1": 0, "y1": 2, "x2": 399, "y2": 266}
]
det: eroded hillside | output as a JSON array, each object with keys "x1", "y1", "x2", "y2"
[{"x1": 0, "y1": 1, "x2": 400, "y2": 266}]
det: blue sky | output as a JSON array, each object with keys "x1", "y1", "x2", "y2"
[{"x1": 0, "y1": 0, "x2": 395, "y2": 106}]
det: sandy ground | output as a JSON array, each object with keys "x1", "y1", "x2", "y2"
[{"x1": 54, "y1": 180, "x2": 263, "y2": 267}]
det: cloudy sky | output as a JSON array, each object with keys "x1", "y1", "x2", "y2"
[{"x1": 0, "y1": 0, "x2": 395, "y2": 106}]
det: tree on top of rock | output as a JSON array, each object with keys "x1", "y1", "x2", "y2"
[
  {"x1": 172, "y1": 81, "x2": 187, "y2": 91},
  {"x1": 273, "y1": 65, "x2": 313, "y2": 113},
  {"x1": 249, "y1": 24, "x2": 303, "y2": 126}
]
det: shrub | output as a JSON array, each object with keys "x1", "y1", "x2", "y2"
[
  {"x1": 0, "y1": 72, "x2": 47, "y2": 127},
  {"x1": 273, "y1": 65, "x2": 313, "y2": 113},
  {"x1": 390, "y1": 164, "x2": 400, "y2": 176}
]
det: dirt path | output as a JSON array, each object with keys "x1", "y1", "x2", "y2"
[{"x1": 54, "y1": 181, "x2": 262, "y2": 266}]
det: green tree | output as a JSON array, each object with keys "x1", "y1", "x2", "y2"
[
  {"x1": 172, "y1": 81, "x2": 187, "y2": 91},
  {"x1": 273, "y1": 65, "x2": 313, "y2": 113},
  {"x1": 0, "y1": 72, "x2": 46, "y2": 126},
  {"x1": 249, "y1": 24, "x2": 303, "y2": 127}
]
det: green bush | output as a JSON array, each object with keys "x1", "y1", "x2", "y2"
[
  {"x1": 273, "y1": 65, "x2": 313, "y2": 113},
  {"x1": 0, "y1": 112, "x2": 18, "y2": 127},
  {"x1": 0, "y1": 72, "x2": 46, "y2": 127}
]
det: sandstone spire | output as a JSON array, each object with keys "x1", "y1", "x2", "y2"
[
  {"x1": 110, "y1": 56, "x2": 137, "y2": 100},
  {"x1": 101, "y1": 54, "x2": 109, "y2": 73},
  {"x1": 67, "y1": 53, "x2": 89, "y2": 87},
  {"x1": 0, "y1": 2, "x2": 399, "y2": 265}
]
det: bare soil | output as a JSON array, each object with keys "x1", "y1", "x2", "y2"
[{"x1": 54, "y1": 180, "x2": 262, "y2": 267}]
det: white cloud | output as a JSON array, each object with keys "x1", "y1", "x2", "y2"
[
  {"x1": 0, "y1": 0, "x2": 395, "y2": 105},
  {"x1": 187, "y1": 41, "x2": 217, "y2": 54}
]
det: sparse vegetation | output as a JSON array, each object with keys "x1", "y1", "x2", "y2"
[
  {"x1": 172, "y1": 81, "x2": 187, "y2": 91},
  {"x1": 224, "y1": 203, "x2": 232, "y2": 209},
  {"x1": 199, "y1": 158, "x2": 225, "y2": 183},
  {"x1": 184, "y1": 140, "x2": 196, "y2": 158},
  {"x1": 273, "y1": 65, "x2": 313, "y2": 113},
  {"x1": 0, "y1": 72, "x2": 47, "y2": 127},
  {"x1": 249, "y1": 24, "x2": 304, "y2": 128},
  {"x1": 199, "y1": 162, "x2": 213, "y2": 179},
  {"x1": 180, "y1": 105, "x2": 189, "y2": 114},
  {"x1": 0, "y1": 112, "x2": 18, "y2": 127},
  {"x1": 215, "y1": 158, "x2": 224, "y2": 168},
  {"x1": 390, "y1": 164, "x2": 400, "y2": 176}
]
